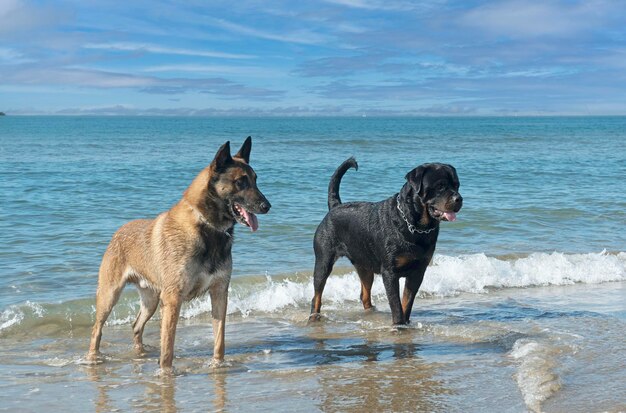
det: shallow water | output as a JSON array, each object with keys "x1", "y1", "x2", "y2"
[
  {"x1": 1, "y1": 116, "x2": 625, "y2": 412},
  {"x1": 0, "y1": 280, "x2": 623, "y2": 413}
]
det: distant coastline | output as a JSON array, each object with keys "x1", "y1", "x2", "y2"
[{"x1": 2, "y1": 112, "x2": 626, "y2": 118}]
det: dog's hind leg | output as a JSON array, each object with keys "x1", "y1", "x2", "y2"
[
  {"x1": 355, "y1": 266, "x2": 375, "y2": 310},
  {"x1": 88, "y1": 254, "x2": 126, "y2": 359},
  {"x1": 309, "y1": 251, "x2": 335, "y2": 321},
  {"x1": 132, "y1": 286, "x2": 159, "y2": 352}
]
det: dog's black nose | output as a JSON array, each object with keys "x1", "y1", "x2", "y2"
[
  {"x1": 452, "y1": 194, "x2": 463, "y2": 209},
  {"x1": 259, "y1": 201, "x2": 271, "y2": 214}
]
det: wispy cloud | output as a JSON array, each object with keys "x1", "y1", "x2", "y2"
[
  {"x1": 1, "y1": 0, "x2": 625, "y2": 115},
  {"x1": 2, "y1": 67, "x2": 151, "y2": 88},
  {"x1": 0, "y1": 0, "x2": 20, "y2": 17},
  {"x1": 294, "y1": 50, "x2": 392, "y2": 77},
  {"x1": 295, "y1": 49, "x2": 476, "y2": 79},
  {"x1": 83, "y1": 42, "x2": 255, "y2": 59},
  {"x1": 460, "y1": 0, "x2": 616, "y2": 38},
  {"x1": 321, "y1": 0, "x2": 429, "y2": 11},
  {"x1": 0, "y1": 47, "x2": 32, "y2": 64},
  {"x1": 0, "y1": 66, "x2": 285, "y2": 99},
  {"x1": 5, "y1": 103, "x2": 479, "y2": 117},
  {"x1": 206, "y1": 17, "x2": 330, "y2": 45},
  {"x1": 0, "y1": 0, "x2": 69, "y2": 36},
  {"x1": 142, "y1": 64, "x2": 281, "y2": 77}
]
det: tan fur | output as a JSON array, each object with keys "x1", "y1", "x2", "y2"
[
  {"x1": 87, "y1": 139, "x2": 268, "y2": 370},
  {"x1": 356, "y1": 266, "x2": 375, "y2": 310}
]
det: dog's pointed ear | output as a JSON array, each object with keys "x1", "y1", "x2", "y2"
[
  {"x1": 234, "y1": 136, "x2": 252, "y2": 163},
  {"x1": 212, "y1": 141, "x2": 232, "y2": 170},
  {"x1": 405, "y1": 164, "x2": 427, "y2": 196}
]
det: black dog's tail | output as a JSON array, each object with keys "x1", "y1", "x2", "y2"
[{"x1": 328, "y1": 157, "x2": 358, "y2": 210}]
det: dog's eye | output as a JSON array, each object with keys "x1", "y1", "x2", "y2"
[{"x1": 236, "y1": 177, "x2": 249, "y2": 190}]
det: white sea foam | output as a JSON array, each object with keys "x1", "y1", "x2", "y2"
[
  {"x1": 422, "y1": 250, "x2": 625, "y2": 295},
  {"x1": 510, "y1": 339, "x2": 563, "y2": 413},
  {"x1": 177, "y1": 251, "x2": 625, "y2": 320},
  {"x1": 1, "y1": 252, "x2": 624, "y2": 329},
  {"x1": 0, "y1": 308, "x2": 24, "y2": 331},
  {"x1": 0, "y1": 301, "x2": 45, "y2": 332}
]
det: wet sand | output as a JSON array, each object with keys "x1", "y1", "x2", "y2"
[{"x1": 1, "y1": 281, "x2": 624, "y2": 413}]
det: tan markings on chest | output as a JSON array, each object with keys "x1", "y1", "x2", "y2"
[{"x1": 395, "y1": 253, "x2": 418, "y2": 270}]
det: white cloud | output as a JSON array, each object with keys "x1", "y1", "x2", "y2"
[
  {"x1": 499, "y1": 68, "x2": 578, "y2": 78},
  {"x1": 0, "y1": 65, "x2": 285, "y2": 99},
  {"x1": 460, "y1": 0, "x2": 614, "y2": 38},
  {"x1": 207, "y1": 18, "x2": 330, "y2": 45},
  {"x1": 2, "y1": 0, "x2": 625, "y2": 115},
  {"x1": 321, "y1": 0, "x2": 422, "y2": 11},
  {"x1": 83, "y1": 42, "x2": 255, "y2": 60},
  {"x1": 0, "y1": 0, "x2": 20, "y2": 17},
  {"x1": 0, "y1": 47, "x2": 22, "y2": 62},
  {"x1": 142, "y1": 64, "x2": 282, "y2": 78},
  {"x1": 0, "y1": 0, "x2": 68, "y2": 35}
]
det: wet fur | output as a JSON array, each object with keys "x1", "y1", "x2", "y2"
[
  {"x1": 310, "y1": 158, "x2": 462, "y2": 325},
  {"x1": 87, "y1": 137, "x2": 270, "y2": 369}
]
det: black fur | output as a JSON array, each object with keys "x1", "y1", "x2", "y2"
[
  {"x1": 310, "y1": 158, "x2": 462, "y2": 325},
  {"x1": 328, "y1": 157, "x2": 358, "y2": 209}
]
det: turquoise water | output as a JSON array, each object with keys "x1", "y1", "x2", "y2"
[
  {"x1": 1, "y1": 116, "x2": 624, "y2": 307},
  {"x1": 0, "y1": 116, "x2": 625, "y2": 412}
]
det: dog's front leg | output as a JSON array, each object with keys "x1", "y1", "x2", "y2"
[
  {"x1": 159, "y1": 290, "x2": 182, "y2": 369},
  {"x1": 382, "y1": 270, "x2": 405, "y2": 325},
  {"x1": 401, "y1": 274, "x2": 424, "y2": 323},
  {"x1": 209, "y1": 283, "x2": 229, "y2": 363}
]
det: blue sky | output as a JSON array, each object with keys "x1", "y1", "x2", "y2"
[{"x1": 1, "y1": 0, "x2": 625, "y2": 116}]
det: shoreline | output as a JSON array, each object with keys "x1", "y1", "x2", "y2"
[{"x1": 0, "y1": 281, "x2": 623, "y2": 413}]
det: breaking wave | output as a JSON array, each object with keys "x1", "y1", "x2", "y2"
[{"x1": 1, "y1": 251, "x2": 624, "y2": 334}]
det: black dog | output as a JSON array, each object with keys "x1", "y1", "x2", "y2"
[{"x1": 309, "y1": 158, "x2": 462, "y2": 325}]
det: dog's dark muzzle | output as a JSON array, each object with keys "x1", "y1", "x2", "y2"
[
  {"x1": 231, "y1": 192, "x2": 270, "y2": 232},
  {"x1": 240, "y1": 191, "x2": 271, "y2": 215},
  {"x1": 452, "y1": 193, "x2": 463, "y2": 212},
  {"x1": 258, "y1": 199, "x2": 271, "y2": 214},
  {"x1": 253, "y1": 190, "x2": 271, "y2": 214}
]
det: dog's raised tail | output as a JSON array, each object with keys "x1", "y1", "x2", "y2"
[{"x1": 328, "y1": 157, "x2": 358, "y2": 210}]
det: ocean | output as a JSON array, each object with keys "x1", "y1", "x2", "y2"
[{"x1": 0, "y1": 116, "x2": 624, "y2": 412}]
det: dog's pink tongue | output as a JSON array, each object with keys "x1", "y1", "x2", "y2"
[
  {"x1": 241, "y1": 208, "x2": 259, "y2": 232},
  {"x1": 443, "y1": 212, "x2": 457, "y2": 222},
  {"x1": 248, "y1": 212, "x2": 258, "y2": 232}
]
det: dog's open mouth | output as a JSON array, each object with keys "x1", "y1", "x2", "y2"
[
  {"x1": 429, "y1": 207, "x2": 457, "y2": 222},
  {"x1": 232, "y1": 203, "x2": 259, "y2": 232}
]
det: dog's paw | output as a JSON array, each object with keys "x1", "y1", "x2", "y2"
[
  {"x1": 208, "y1": 358, "x2": 231, "y2": 369},
  {"x1": 134, "y1": 343, "x2": 157, "y2": 357},
  {"x1": 390, "y1": 324, "x2": 411, "y2": 333},
  {"x1": 79, "y1": 352, "x2": 106, "y2": 365},
  {"x1": 307, "y1": 313, "x2": 323, "y2": 324},
  {"x1": 207, "y1": 358, "x2": 248, "y2": 373},
  {"x1": 154, "y1": 366, "x2": 181, "y2": 377},
  {"x1": 204, "y1": 359, "x2": 248, "y2": 374}
]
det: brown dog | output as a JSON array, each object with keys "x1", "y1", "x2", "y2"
[{"x1": 87, "y1": 137, "x2": 270, "y2": 369}]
